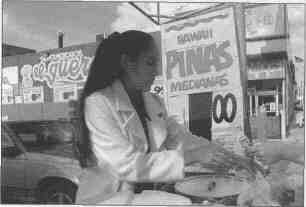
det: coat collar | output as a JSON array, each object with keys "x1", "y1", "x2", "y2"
[
  {"x1": 113, "y1": 80, "x2": 136, "y2": 113},
  {"x1": 111, "y1": 79, "x2": 166, "y2": 150}
]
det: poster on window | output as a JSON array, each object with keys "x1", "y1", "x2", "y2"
[
  {"x1": 161, "y1": 6, "x2": 246, "y2": 147},
  {"x1": 2, "y1": 66, "x2": 19, "y2": 104},
  {"x1": 53, "y1": 84, "x2": 77, "y2": 102},
  {"x1": 2, "y1": 86, "x2": 14, "y2": 104},
  {"x1": 2, "y1": 66, "x2": 19, "y2": 85},
  {"x1": 23, "y1": 86, "x2": 44, "y2": 103}
]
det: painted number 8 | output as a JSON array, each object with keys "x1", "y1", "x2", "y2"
[{"x1": 212, "y1": 93, "x2": 237, "y2": 123}]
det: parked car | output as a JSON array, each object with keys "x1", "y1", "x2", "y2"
[{"x1": 1, "y1": 121, "x2": 82, "y2": 204}]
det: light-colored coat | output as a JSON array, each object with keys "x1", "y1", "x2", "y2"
[{"x1": 76, "y1": 80, "x2": 209, "y2": 204}]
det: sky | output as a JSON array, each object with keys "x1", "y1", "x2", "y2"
[{"x1": 2, "y1": 1, "x2": 304, "y2": 70}]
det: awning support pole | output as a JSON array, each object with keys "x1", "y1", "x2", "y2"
[{"x1": 129, "y1": 2, "x2": 160, "y2": 25}]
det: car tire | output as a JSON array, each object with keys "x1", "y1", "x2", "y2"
[{"x1": 39, "y1": 181, "x2": 77, "y2": 204}]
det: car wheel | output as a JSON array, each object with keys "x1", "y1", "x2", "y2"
[{"x1": 40, "y1": 182, "x2": 77, "y2": 204}]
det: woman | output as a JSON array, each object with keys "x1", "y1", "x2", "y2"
[{"x1": 74, "y1": 30, "x2": 244, "y2": 205}]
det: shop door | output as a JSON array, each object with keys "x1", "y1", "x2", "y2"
[
  {"x1": 249, "y1": 91, "x2": 281, "y2": 140},
  {"x1": 189, "y1": 92, "x2": 212, "y2": 141}
]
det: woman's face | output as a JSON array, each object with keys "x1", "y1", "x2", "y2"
[{"x1": 124, "y1": 42, "x2": 159, "y2": 92}]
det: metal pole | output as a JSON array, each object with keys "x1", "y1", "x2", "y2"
[
  {"x1": 249, "y1": 94, "x2": 252, "y2": 116},
  {"x1": 276, "y1": 87, "x2": 279, "y2": 116},
  {"x1": 281, "y1": 78, "x2": 286, "y2": 139},
  {"x1": 234, "y1": 3, "x2": 252, "y2": 139},
  {"x1": 157, "y1": 2, "x2": 160, "y2": 24},
  {"x1": 58, "y1": 31, "x2": 64, "y2": 48},
  {"x1": 129, "y1": 2, "x2": 160, "y2": 25}
]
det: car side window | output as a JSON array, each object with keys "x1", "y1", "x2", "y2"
[
  {"x1": 1, "y1": 129, "x2": 23, "y2": 158},
  {"x1": 2, "y1": 130, "x2": 15, "y2": 148}
]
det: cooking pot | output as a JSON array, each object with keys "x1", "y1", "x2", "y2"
[{"x1": 175, "y1": 175, "x2": 249, "y2": 205}]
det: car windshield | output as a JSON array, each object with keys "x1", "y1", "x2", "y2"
[{"x1": 8, "y1": 121, "x2": 74, "y2": 153}]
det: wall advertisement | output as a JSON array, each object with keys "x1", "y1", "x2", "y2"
[
  {"x1": 21, "y1": 50, "x2": 93, "y2": 89},
  {"x1": 161, "y1": 6, "x2": 245, "y2": 144},
  {"x1": 2, "y1": 46, "x2": 95, "y2": 104}
]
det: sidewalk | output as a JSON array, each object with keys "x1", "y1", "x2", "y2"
[
  {"x1": 268, "y1": 125, "x2": 304, "y2": 207},
  {"x1": 286, "y1": 125, "x2": 305, "y2": 143}
]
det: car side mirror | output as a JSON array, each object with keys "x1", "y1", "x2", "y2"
[{"x1": 2, "y1": 146, "x2": 22, "y2": 158}]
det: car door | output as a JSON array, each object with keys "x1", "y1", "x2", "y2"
[{"x1": 1, "y1": 125, "x2": 26, "y2": 203}]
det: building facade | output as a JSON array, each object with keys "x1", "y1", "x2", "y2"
[{"x1": 245, "y1": 4, "x2": 296, "y2": 140}]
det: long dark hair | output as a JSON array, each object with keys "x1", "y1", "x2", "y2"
[{"x1": 75, "y1": 30, "x2": 154, "y2": 168}]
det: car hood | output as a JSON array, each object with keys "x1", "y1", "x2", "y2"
[
  {"x1": 28, "y1": 143, "x2": 76, "y2": 159},
  {"x1": 41, "y1": 143, "x2": 76, "y2": 159}
]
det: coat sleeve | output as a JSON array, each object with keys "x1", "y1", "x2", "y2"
[
  {"x1": 152, "y1": 94, "x2": 211, "y2": 152},
  {"x1": 84, "y1": 93, "x2": 184, "y2": 183}
]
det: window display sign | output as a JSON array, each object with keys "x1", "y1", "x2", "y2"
[
  {"x1": 23, "y1": 86, "x2": 44, "y2": 103},
  {"x1": 2, "y1": 66, "x2": 19, "y2": 104},
  {"x1": 2, "y1": 87, "x2": 14, "y2": 104},
  {"x1": 245, "y1": 4, "x2": 285, "y2": 39},
  {"x1": 53, "y1": 84, "x2": 78, "y2": 102},
  {"x1": 161, "y1": 6, "x2": 246, "y2": 145}
]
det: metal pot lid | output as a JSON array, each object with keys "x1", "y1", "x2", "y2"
[{"x1": 175, "y1": 175, "x2": 249, "y2": 199}]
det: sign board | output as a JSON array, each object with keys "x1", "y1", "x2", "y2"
[
  {"x1": 161, "y1": 6, "x2": 246, "y2": 148},
  {"x1": 247, "y1": 59, "x2": 284, "y2": 80},
  {"x1": 2, "y1": 44, "x2": 97, "y2": 105},
  {"x1": 245, "y1": 4, "x2": 285, "y2": 39},
  {"x1": 27, "y1": 50, "x2": 93, "y2": 89}
]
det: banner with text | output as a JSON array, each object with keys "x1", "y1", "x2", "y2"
[
  {"x1": 2, "y1": 43, "x2": 97, "y2": 104},
  {"x1": 161, "y1": 6, "x2": 245, "y2": 142},
  {"x1": 162, "y1": 7, "x2": 242, "y2": 96}
]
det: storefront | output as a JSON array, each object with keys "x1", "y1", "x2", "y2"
[
  {"x1": 245, "y1": 4, "x2": 295, "y2": 140},
  {"x1": 247, "y1": 58, "x2": 285, "y2": 139}
]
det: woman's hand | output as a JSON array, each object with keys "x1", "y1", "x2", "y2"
[
  {"x1": 184, "y1": 142, "x2": 226, "y2": 165},
  {"x1": 184, "y1": 142, "x2": 223, "y2": 166},
  {"x1": 185, "y1": 142, "x2": 254, "y2": 174}
]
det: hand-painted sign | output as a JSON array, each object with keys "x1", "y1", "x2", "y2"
[
  {"x1": 161, "y1": 6, "x2": 245, "y2": 144},
  {"x1": 162, "y1": 7, "x2": 241, "y2": 96},
  {"x1": 21, "y1": 50, "x2": 93, "y2": 89}
]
